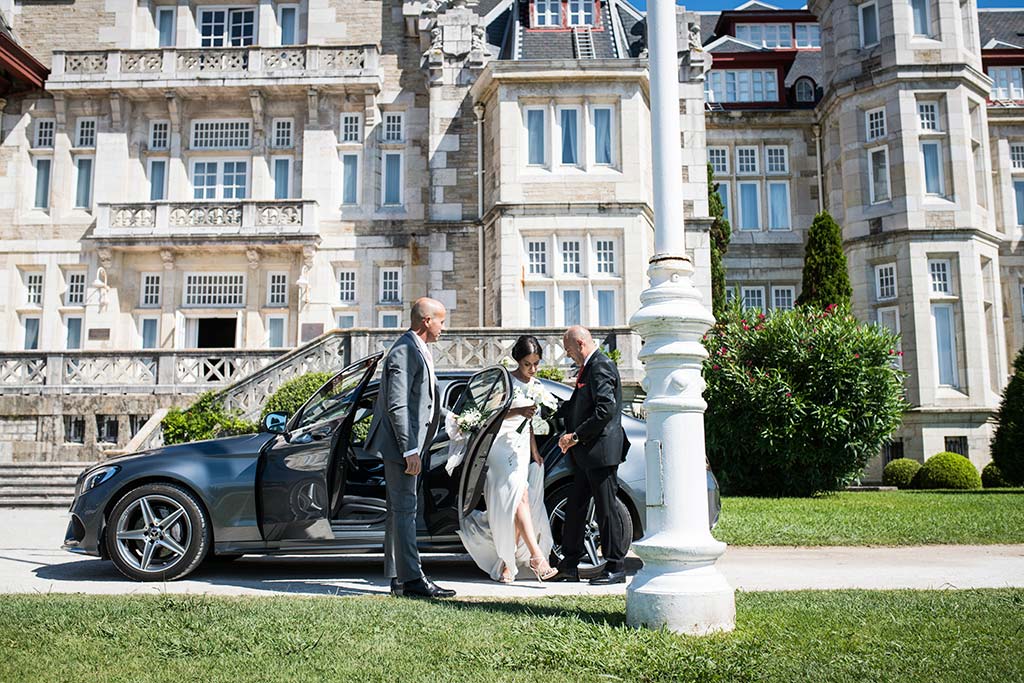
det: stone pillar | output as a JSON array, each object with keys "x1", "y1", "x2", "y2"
[{"x1": 625, "y1": 1, "x2": 735, "y2": 636}]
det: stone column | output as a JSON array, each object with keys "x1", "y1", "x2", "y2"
[{"x1": 625, "y1": 1, "x2": 735, "y2": 636}]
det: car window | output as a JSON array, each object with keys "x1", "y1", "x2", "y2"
[
  {"x1": 294, "y1": 359, "x2": 376, "y2": 430},
  {"x1": 444, "y1": 382, "x2": 466, "y2": 411},
  {"x1": 457, "y1": 368, "x2": 507, "y2": 423}
]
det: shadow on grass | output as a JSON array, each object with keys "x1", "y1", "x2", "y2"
[
  {"x1": 902, "y1": 488, "x2": 1024, "y2": 495},
  {"x1": 441, "y1": 596, "x2": 628, "y2": 627}
]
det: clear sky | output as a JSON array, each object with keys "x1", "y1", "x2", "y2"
[{"x1": 630, "y1": 0, "x2": 1024, "y2": 10}]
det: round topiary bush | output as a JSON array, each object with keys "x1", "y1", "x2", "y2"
[
  {"x1": 982, "y1": 461, "x2": 1012, "y2": 489},
  {"x1": 882, "y1": 458, "x2": 921, "y2": 489},
  {"x1": 702, "y1": 304, "x2": 907, "y2": 496},
  {"x1": 915, "y1": 452, "x2": 982, "y2": 490},
  {"x1": 261, "y1": 372, "x2": 332, "y2": 420}
]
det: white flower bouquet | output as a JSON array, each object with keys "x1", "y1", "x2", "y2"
[{"x1": 513, "y1": 380, "x2": 559, "y2": 434}]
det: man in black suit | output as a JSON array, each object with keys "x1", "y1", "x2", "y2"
[{"x1": 552, "y1": 326, "x2": 630, "y2": 585}]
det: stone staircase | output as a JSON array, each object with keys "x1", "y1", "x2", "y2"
[{"x1": 0, "y1": 462, "x2": 93, "y2": 508}]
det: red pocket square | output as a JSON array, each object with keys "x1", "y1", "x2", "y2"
[{"x1": 576, "y1": 382, "x2": 586, "y2": 389}]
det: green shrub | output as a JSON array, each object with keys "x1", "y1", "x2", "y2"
[
  {"x1": 260, "y1": 372, "x2": 332, "y2": 420},
  {"x1": 991, "y1": 346, "x2": 1024, "y2": 485},
  {"x1": 702, "y1": 303, "x2": 907, "y2": 496},
  {"x1": 708, "y1": 164, "x2": 733, "y2": 318},
  {"x1": 915, "y1": 452, "x2": 982, "y2": 490},
  {"x1": 796, "y1": 211, "x2": 852, "y2": 309},
  {"x1": 161, "y1": 392, "x2": 257, "y2": 446},
  {"x1": 536, "y1": 366, "x2": 567, "y2": 383},
  {"x1": 351, "y1": 414, "x2": 372, "y2": 445},
  {"x1": 600, "y1": 346, "x2": 623, "y2": 366},
  {"x1": 882, "y1": 458, "x2": 921, "y2": 489},
  {"x1": 982, "y1": 461, "x2": 1012, "y2": 488}
]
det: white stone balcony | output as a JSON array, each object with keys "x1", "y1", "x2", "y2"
[
  {"x1": 47, "y1": 45, "x2": 381, "y2": 94},
  {"x1": 93, "y1": 200, "x2": 319, "y2": 243}
]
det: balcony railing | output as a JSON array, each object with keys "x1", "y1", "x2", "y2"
[
  {"x1": 48, "y1": 44, "x2": 380, "y2": 90},
  {"x1": 94, "y1": 200, "x2": 318, "y2": 240}
]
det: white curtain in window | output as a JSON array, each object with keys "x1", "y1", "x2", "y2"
[
  {"x1": 384, "y1": 154, "x2": 401, "y2": 205},
  {"x1": 871, "y1": 149, "x2": 890, "y2": 202},
  {"x1": 594, "y1": 109, "x2": 612, "y2": 164},
  {"x1": 66, "y1": 318, "x2": 82, "y2": 350},
  {"x1": 1015, "y1": 181, "x2": 1024, "y2": 226},
  {"x1": 932, "y1": 304, "x2": 958, "y2": 386},
  {"x1": 343, "y1": 155, "x2": 358, "y2": 204},
  {"x1": 142, "y1": 319, "x2": 158, "y2": 349},
  {"x1": 150, "y1": 160, "x2": 166, "y2": 201},
  {"x1": 34, "y1": 159, "x2": 51, "y2": 209},
  {"x1": 24, "y1": 319, "x2": 40, "y2": 350},
  {"x1": 527, "y1": 110, "x2": 545, "y2": 165},
  {"x1": 739, "y1": 183, "x2": 759, "y2": 230},
  {"x1": 597, "y1": 291, "x2": 615, "y2": 326},
  {"x1": 273, "y1": 158, "x2": 290, "y2": 199},
  {"x1": 768, "y1": 182, "x2": 789, "y2": 230},
  {"x1": 75, "y1": 158, "x2": 93, "y2": 208},
  {"x1": 561, "y1": 109, "x2": 578, "y2": 165},
  {"x1": 922, "y1": 143, "x2": 942, "y2": 194},
  {"x1": 529, "y1": 291, "x2": 547, "y2": 327},
  {"x1": 910, "y1": 0, "x2": 929, "y2": 35},
  {"x1": 563, "y1": 290, "x2": 581, "y2": 326}
]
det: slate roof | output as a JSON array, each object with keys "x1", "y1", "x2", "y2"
[
  {"x1": 516, "y1": 0, "x2": 618, "y2": 60},
  {"x1": 706, "y1": 37, "x2": 768, "y2": 53},
  {"x1": 785, "y1": 49, "x2": 823, "y2": 88},
  {"x1": 616, "y1": 3, "x2": 645, "y2": 58},
  {"x1": 476, "y1": 0, "x2": 511, "y2": 17},
  {"x1": 978, "y1": 10, "x2": 1024, "y2": 49},
  {"x1": 699, "y1": 13, "x2": 721, "y2": 44}
]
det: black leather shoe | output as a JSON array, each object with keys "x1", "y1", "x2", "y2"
[
  {"x1": 589, "y1": 570, "x2": 626, "y2": 586},
  {"x1": 550, "y1": 568, "x2": 580, "y2": 582},
  {"x1": 390, "y1": 578, "x2": 403, "y2": 596},
  {"x1": 400, "y1": 576, "x2": 457, "y2": 599}
]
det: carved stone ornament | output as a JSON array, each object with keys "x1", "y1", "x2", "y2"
[
  {"x1": 247, "y1": 249, "x2": 261, "y2": 270},
  {"x1": 160, "y1": 249, "x2": 175, "y2": 271}
]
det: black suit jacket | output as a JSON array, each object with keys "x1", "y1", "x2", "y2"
[{"x1": 558, "y1": 351, "x2": 628, "y2": 470}]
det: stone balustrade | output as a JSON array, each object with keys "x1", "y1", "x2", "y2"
[
  {"x1": 48, "y1": 45, "x2": 380, "y2": 91},
  {"x1": 94, "y1": 200, "x2": 318, "y2": 240}
]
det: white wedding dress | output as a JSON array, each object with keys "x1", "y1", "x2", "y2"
[{"x1": 458, "y1": 376, "x2": 554, "y2": 581}]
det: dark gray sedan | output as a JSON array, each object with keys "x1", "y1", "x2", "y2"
[{"x1": 63, "y1": 354, "x2": 721, "y2": 581}]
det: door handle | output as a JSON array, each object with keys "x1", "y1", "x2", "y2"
[{"x1": 310, "y1": 426, "x2": 332, "y2": 441}]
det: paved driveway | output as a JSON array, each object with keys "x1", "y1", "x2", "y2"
[{"x1": 2, "y1": 509, "x2": 1022, "y2": 598}]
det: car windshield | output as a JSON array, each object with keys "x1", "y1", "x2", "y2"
[{"x1": 294, "y1": 360, "x2": 373, "y2": 430}]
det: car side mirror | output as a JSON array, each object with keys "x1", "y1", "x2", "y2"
[{"x1": 263, "y1": 412, "x2": 288, "y2": 435}]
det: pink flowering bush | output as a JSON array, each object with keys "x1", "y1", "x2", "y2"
[{"x1": 701, "y1": 303, "x2": 907, "y2": 496}]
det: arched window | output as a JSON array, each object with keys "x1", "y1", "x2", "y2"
[{"x1": 795, "y1": 78, "x2": 816, "y2": 103}]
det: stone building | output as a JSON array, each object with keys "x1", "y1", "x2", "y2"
[{"x1": 1, "y1": 0, "x2": 1023, "y2": 474}]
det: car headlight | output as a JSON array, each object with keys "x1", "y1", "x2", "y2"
[{"x1": 84, "y1": 465, "x2": 119, "y2": 491}]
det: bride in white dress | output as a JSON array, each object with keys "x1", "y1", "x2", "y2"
[{"x1": 458, "y1": 336, "x2": 559, "y2": 583}]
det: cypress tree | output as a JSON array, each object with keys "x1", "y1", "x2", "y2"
[
  {"x1": 708, "y1": 164, "x2": 732, "y2": 318},
  {"x1": 796, "y1": 211, "x2": 852, "y2": 308},
  {"x1": 991, "y1": 346, "x2": 1024, "y2": 485}
]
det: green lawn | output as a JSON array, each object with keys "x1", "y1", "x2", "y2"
[
  {"x1": 713, "y1": 490, "x2": 1024, "y2": 546},
  {"x1": 1, "y1": 591, "x2": 1021, "y2": 682}
]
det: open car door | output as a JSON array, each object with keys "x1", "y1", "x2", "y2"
[
  {"x1": 455, "y1": 366, "x2": 513, "y2": 518},
  {"x1": 257, "y1": 352, "x2": 383, "y2": 542}
]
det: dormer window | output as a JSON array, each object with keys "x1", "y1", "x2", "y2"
[
  {"x1": 532, "y1": 0, "x2": 597, "y2": 29},
  {"x1": 535, "y1": 0, "x2": 561, "y2": 27},
  {"x1": 567, "y1": 0, "x2": 595, "y2": 27},
  {"x1": 795, "y1": 78, "x2": 816, "y2": 103}
]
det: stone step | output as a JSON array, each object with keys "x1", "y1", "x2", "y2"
[
  {"x1": 0, "y1": 476, "x2": 79, "y2": 486},
  {"x1": 0, "y1": 462, "x2": 94, "y2": 469},
  {"x1": 0, "y1": 497, "x2": 73, "y2": 507},
  {"x1": 0, "y1": 486, "x2": 77, "y2": 496}
]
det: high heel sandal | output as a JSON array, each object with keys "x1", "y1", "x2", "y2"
[
  {"x1": 497, "y1": 564, "x2": 515, "y2": 584},
  {"x1": 530, "y1": 556, "x2": 558, "y2": 582}
]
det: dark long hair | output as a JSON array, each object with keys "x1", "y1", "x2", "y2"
[{"x1": 511, "y1": 335, "x2": 543, "y2": 361}]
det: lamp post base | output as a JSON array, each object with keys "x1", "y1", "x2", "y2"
[{"x1": 627, "y1": 557, "x2": 735, "y2": 635}]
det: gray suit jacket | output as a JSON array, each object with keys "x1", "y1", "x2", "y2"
[{"x1": 365, "y1": 331, "x2": 442, "y2": 464}]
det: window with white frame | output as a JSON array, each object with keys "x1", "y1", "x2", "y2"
[
  {"x1": 75, "y1": 118, "x2": 96, "y2": 148},
  {"x1": 558, "y1": 107, "x2": 580, "y2": 166},
  {"x1": 150, "y1": 121, "x2": 170, "y2": 150},
  {"x1": 725, "y1": 287, "x2": 736, "y2": 305},
  {"x1": 735, "y1": 23, "x2": 792, "y2": 48},
  {"x1": 527, "y1": 240, "x2": 548, "y2": 275},
  {"x1": 198, "y1": 8, "x2": 256, "y2": 47},
  {"x1": 795, "y1": 23, "x2": 821, "y2": 48},
  {"x1": 382, "y1": 152, "x2": 403, "y2": 206},
  {"x1": 708, "y1": 147, "x2": 729, "y2": 175},
  {"x1": 717, "y1": 181, "x2": 731, "y2": 224},
  {"x1": 24, "y1": 272, "x2": 43, "y2": 306},
  {"x1": 736, "y1": 147, "x2": 758, "y2": 175},
  {"x1": 877, "y1": 306, "x2": 903, "y2": 368},
  {"x1": 337, "y1": 314, "x2": 355, "y2": 329},
  {"x1": 526, "y1": 108, "x2": 546, "y2": 166},
  {"x1": 141, "y1": 273, "x2": 161, "y2": 307},
  {"x1": 268, "y1": 315, "x2": 287, "y2": 348},
  {"x1": 921, "y1": 141, "x2": 944, "y2": 195},
  {"x1": 534, "y1": 0, "x2": 560, "y2": 27},
  {"x1": 767, "y1": 181, "x2": 791, "y2": 230},
  {"x1": 875, "y1": 263, "x2": 897, "y2": 300},
  {"x1": 278, "y1": 4, "x2": 298, "y2": 45},
  {"x1": 528, "y1": 290, "x2": 547, "y2": 326},
  {"x1": 65, "y1": 271, "x2": 86, "y2": 306},
  {"x1": 990, "y1": 66, "x2": 1024, "y2": 101},
  {"x1": 567, "y1": 0, "x2": 595, "y2": 27},
  {"x1": 272, "y1": 157, "x2": 292, "y2": 199},
  {"x1": 192, "y1": 160, "x2": 248, "y2": 199},
  {"x1": 341, "y1": 113, "x2": 362, "y2": 143},
  {"x1": 380, "y1": 268, "x2": 401, "y2": 304},
  {"x1": 795, "y1": 78, "x2": 816, "y2": 103},
  {"x1": 267, "y1": 272, "x2": 288, "y2": 307},
  {"x1": 383, "y1": 112, "x2": 404, "y2": 143},
  {"x1": 1015, "y1": 179, "x2": 1024, "y2": 226},
  {"x1": 33, "y1": 119, "x2": 55, "y2": 148},
  {"x1": 929, "y1": 259, "x2": 951, "y2": 294},
  {"x1": 766, "y1": 146, "x2": 788, "y2": 174},
  {"x1": 704, "y1": 70, "x2": 780, "y2": 103},
  {"x1": 597, "y1": 289, "x2": 616, "y2": 326},
  {"x1": 868, "y1": 146, "x2": 891, "y2": 204},
  {"x1": 860, "y1": 1, "x2": 880, "y2": 47},
  {"x1": 918, "y1": 102, "x2": 940, "y2": 131},
  {"x1": 738, "y1": 181, "x2": 761, "y2": 231},
  {"x1": 342, "y1": 153, "x2": 359, "y2": 205},
  {"x1": 184, "y1": 273, "x2": 245, "y2": 307},
  {"x1": 148, "y1": 159, "x2": 168, "y2": 201},
  {"x1": 562, "y1": 240, "x2": 581, "y2": 274},
  {"x1": 910, "y1": 0, "x2": 931, "y2": 36},
  {"x1": 1012, "y1": 143, "x2": 1024, "y2": 170},
  {"x1": 932, "y1": 302, "x2": 959, "y2": 387},
  {"x1": 866, "y1": 108, "x2": 886, "y2": 141},
  {"x1": 592, "y1": 106, "x2": 614, "y2": 165},
  {"x1": 595, "y1": 239, "x2": 616, "y2": 274},
  {"x1": 157, "y1": 6, "x2": 176, "y2": 47},
  {"x1": 337, "y1": 270, "x2": 356, "y2": 302},
  {"x1": 74, "y1": 157, "x2": 94, "y2": 209},
  {"x1": 33, "y1": 158, "x2": 52, "y2": 210},
  {"x1": 140, "y1": 316, "x2": 159, "y2": 350},
  {"x1": 741, "y1": 286, "x2": 765, "y2": 310},
  {"x1": 65, "y1": 316, "x2": 83, "y2": 350},
  {"x1": 562, "y1": 289, "x2": 582, "y2": 326},
  {"x1": 191, "y1": 120, "x2": 251, "y2": 149},
  {"x1": 272, "y1": 119, "x2": 293, "y2": 148},
  {"x1": 23, "y1": 317, "x2": 40, "y2": 350},
  {"x1": 772, "y1": 286, "x2": 795, "y2": 311}
]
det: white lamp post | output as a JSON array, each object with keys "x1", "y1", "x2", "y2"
[{"x1": 625, "y1": 0, "x2": 736, "y2": 635}]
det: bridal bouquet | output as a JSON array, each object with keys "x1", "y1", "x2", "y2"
[
  {"x1": 445, "y1": 404, "x2": 484, "y2": 475},
  {"x1": 513, "y1": 380, "x2": 558, "y2": 435}
]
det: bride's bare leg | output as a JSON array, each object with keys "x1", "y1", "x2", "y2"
[{"x1": 514, "y1": 488, "x2": 545, "y2": 560}]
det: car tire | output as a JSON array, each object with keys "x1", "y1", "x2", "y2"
[
  {"x1": 105, "y1": 482, "x2": 210, "y2": 582},
  {"x1": 545, "y1": 484, "x2": 633, "y2": 573}
]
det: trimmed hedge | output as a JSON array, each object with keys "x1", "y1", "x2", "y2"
[
  {"x1": 914, "y1": 452, "x2": 982, "y2": 490},
  {"x1": 161, "y1": 392, "x2": 257, "y2": 446},
  {"x1": 982, "y1": 461, "x2": 1012, "y2": 488},
  {"x1": 882, "y1": 458, "x2": 921, "y2": 489},
  {"x1": 261, "y1": 372, "x2": 332, "y2": 420}
]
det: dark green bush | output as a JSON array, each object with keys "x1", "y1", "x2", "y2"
[
  {"x1": 161, "y1": 392, "x2": 257, "y2": 446},
  {"x1": 982, "y1": 461, "x2": 1012, "y2": 488},
  {"x1": 796, "y1": 211, "x2": 852, "y2": 309},
  {"x1": 702, "y1": 303, "x2": 907, "y2": 496},
  {"x1": 882, "y1": 458, "x2": 921, "y2": 489},
  {"x1": 708, "y1": 164, "x2": 733, "y2": 318},
  {"x1": 915, "y1": 452, "x2": 982, "y2": 490},
  {"x1": 991, "y1": 346, "x2": 1024, "y2": 485},
  {"x1": 260, "y1": 372, "x2": 332, "y2": 420}
]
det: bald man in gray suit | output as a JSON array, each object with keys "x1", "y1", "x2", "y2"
[{"x1": 365, "y1": 298, "x2": 456, "y2": 599}]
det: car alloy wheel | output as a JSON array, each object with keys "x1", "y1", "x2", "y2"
[{"x1": 546, "y1": 487, "x2": 633, "y2": 574}]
